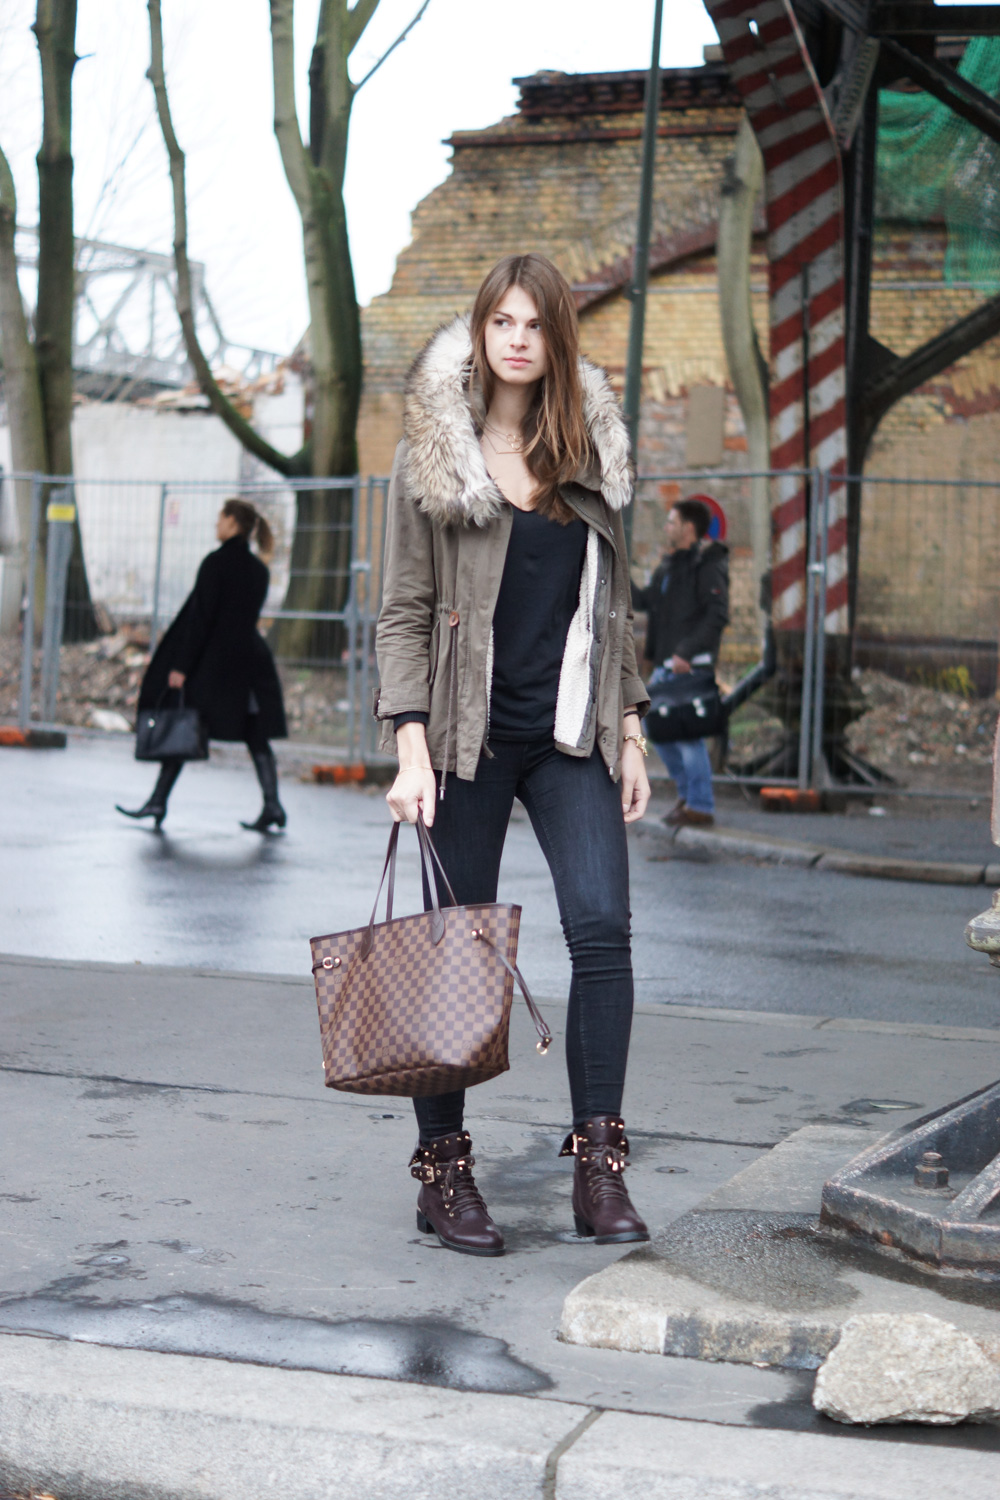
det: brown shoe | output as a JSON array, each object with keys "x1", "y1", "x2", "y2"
[
  {"x1": 410, "y1": 1131, "x2": 505, "y2": 1257},
  {"x1": 674, "y1": 806, "x2": 714, "y2": 828},
  {"x1": 662, "y1": 799, "x2": 687, "y2": 826},
  {"x1": 560, "y1": 1116, "x2": 649, "y2": 1245}
]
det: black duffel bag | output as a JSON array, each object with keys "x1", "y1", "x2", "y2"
[
  {"x1": 135, "y1": 688, "x2": 209, "y2": 762},
  {"x1": 645, "y1": 669, "x2": 727, "y2": 744}
]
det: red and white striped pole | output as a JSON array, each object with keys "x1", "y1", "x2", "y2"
[{"x1": 703, "y1": 0, "x2": 849, "y2": 633}]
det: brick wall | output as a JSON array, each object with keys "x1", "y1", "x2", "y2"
[{"x1": 358, "y1": 65, "x2": 1000, "y2": 669}]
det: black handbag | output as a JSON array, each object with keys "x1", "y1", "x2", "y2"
[
  {"x1": 645, "y1": 670, "x2": 727, "y2": 744},
  {"x1": 135, "y1": 689, "x2": 209, "y2": 762}
]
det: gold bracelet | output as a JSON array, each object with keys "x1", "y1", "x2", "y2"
[{"x1": 623, "y1": 732, "x2": 648, "y2": 757}]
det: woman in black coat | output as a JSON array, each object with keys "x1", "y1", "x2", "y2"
[{"x1": 117, "y1": 498, "x2": 288, "y2": 831}]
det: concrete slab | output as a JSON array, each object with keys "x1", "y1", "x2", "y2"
[
  {"x1": 558, "y1": 1408, "x2": 1000, "y2": 1500},
  {"x1": 560, "y1": 1126, "x2": 1000, "y2": 1371},
  {"x1": 0, "y1": 1331, "x2": 584, "y2": 1500},
  {"x1": 816, "y1": 852, "x2": 986, "y2": 885}
]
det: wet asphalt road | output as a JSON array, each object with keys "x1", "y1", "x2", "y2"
[
  {"x1": 0, "y1": 733, "x2": 995, "y2": 1029},
  {"x1": 3, "y1": 734, "x2": 1000, "y2": 1443}
]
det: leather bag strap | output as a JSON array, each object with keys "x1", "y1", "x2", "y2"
[{"x1": 473, "y1": 927, "x2": 552, "y2": 1055}]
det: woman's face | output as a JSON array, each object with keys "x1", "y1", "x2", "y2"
[
  {"x1": 216, "y1": 510, "x2": 241, "y2": 542},
  {"x1": 483, "y1": 284, "x2": 548, "y2": 390}
]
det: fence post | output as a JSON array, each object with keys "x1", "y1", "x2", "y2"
[
  {"x1": 149, "y1": 482, "x2": 168, "y2": 655},
  {"x1": 39, "y1": 484, "x2": 76, "y2": 724},
  {"x1": 798, "y1": 472, "x2": 821, "y2": 790},
  {"x1": 358, "y1": 475, "x2": 375, "y2": 760},
  {"x1": 810, "y1": 469, "x2": 831, "y2": 780},
  {"x1": 18, "y1": 475, "x2": 43, "y2": 731},
  {"x1": 345, "y1": 478, "x2": 361, "y2": 763}
]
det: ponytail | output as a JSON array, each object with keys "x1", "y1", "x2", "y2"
[
  {"x1": 254, "y1": 513, "x2": 274, "y2": 563},
  {"x1": 222, "y1": 498, "x2": 274, "y2": 563}
]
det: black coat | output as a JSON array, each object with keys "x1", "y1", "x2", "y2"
[
  {"x1": 139, "y1": 536, "x2": 287, "y2": 741},
  {"x1": 632, "y1": 540, "x2": 730, "y2": 666}
]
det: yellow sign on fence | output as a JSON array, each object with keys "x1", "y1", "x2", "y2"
[{"x1": 46, "y1": 502, "x2": 77, "y2": 523}]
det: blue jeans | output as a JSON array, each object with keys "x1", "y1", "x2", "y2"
[
  {"x1": 413, "y1": 739, "x2": 634, "y2": 1142},
  {"x1": 646, "y1": 667, "x2": 715, "y2": 814}
]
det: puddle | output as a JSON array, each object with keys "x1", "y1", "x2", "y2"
[{"x1": 0, "y1": 1292, "x2": 549, "y2": 1395}]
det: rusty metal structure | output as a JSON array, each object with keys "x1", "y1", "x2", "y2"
[
  {"x1": 701, "y1": 0, "x2": 1000, "y2": 784},
  {"x1": 820, "y1": 728, "x2": 1000, "y2": 1276}
]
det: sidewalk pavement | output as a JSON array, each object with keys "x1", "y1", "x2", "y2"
[
  {"x1": 647, "y1": 786, "x2": 1000, "y2": 886},
  {"x1": 3, "y1": 952, "x2": 1000, "y2": 1498}
]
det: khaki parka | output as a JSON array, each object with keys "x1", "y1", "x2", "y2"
[{"x1": 374, "y1": 317, "x2": 649, "y2": 784}]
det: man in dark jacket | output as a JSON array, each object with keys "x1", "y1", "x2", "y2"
[{"x1": 632, "y1": 496, "x2": 729, "y2": 826}]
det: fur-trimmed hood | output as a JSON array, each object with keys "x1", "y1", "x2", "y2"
[{"x1": 401, "y1": 315, "x2": 632, "y2": 527}]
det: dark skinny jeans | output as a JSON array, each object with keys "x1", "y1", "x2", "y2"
[{"x1": 414, "y1": 738, "x2": 635, "y2": 1143}]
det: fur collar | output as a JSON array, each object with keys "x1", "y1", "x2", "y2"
[{"x1": 402, "y1": 315, "x2": 632, "y2": 526}]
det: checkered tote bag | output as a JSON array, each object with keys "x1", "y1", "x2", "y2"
[{"x1": 310, "y1": 821, "x2": 552, "y2": 1097}]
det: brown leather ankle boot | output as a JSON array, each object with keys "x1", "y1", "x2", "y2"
[
  {"x1": 560, "y1": 1116, "x2": 649, "y2": 1244},
  {"x1": 410, "y1": 1131, "x2": 505, "y2": 1257}
]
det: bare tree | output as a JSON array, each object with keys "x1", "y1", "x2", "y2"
[
  {"x1": 147, "y1": 0, "x2": 430, "y2": 660},
  {"x1": 0, "y1": 0, "x2": 95, "y2": 638}
]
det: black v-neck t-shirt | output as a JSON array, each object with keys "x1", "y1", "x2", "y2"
[{"x1": 488, "y1": 504, "x2": 587, "y2": 740}]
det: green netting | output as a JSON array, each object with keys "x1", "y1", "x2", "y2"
[{"x1": 876, "y1": 38, "x2": 1000, "y2": 287}]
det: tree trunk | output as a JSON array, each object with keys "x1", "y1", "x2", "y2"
[
  {"x1": 267, "y1": 0, "x2": 364, "y2": 662},
  {"x1": 0, "y1": 143, "x2": 47, "y2": 634},
  {"x1": 34, "y1": 0, "x2": 96, "y2": 641}
]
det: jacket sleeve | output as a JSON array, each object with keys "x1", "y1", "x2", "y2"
[
  {"x1": 674, "y1": 549, "x2": 730, "y2": 662},
  {"x1": 374, "y1": 442, "x2": 436, "y2": 720},
  {"x1": 611, "y1": 508, "x2": 650, "y2": 718},
  {"x1": 171, "y1": 552, "x2": 222, "y2": 676}
]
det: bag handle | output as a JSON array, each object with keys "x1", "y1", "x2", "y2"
[
  {"x1": 361, "y1": 820, "x2": 455, "y2": 957},
  {"x1": 154, "y1": 684, "x2": 186, "y2": 709},
  {"x1": 471, "y1": 926, "x2": 552, "y2": 1054}
]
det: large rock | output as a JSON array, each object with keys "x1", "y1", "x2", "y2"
[{"x1": 813, "y1": 1312, "x2": 1000, "y2": 1425}]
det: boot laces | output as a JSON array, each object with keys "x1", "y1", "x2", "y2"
[
  {"x1": 580, "y1": 1145, "x2": 630, "y2": 1204},
  {"x1": 441, "y1": 1154, "x2": 488, "y2": 1218}
]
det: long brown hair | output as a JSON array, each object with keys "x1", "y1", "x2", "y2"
[
  {"x1": 470, "y1": 254, "x2": 591, "y2": 522},
  {"x1": 222, "y1": 498, "x2": 275, "y2": 562}
]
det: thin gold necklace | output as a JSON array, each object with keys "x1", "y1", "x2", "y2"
[{"x1": 482, "y1": 418, "x2": 524, "y2": 454}]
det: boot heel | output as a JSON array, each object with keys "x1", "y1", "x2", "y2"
[
  {"x1": 574, "y1": 1213, "x2": 595, "y2": 1238},
  {"x1": 416, "y1": 1210, "x2": 433, "y2": 1234}
]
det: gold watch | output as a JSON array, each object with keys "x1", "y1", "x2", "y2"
[{"x1": 623, "y1": 731, "x2": 648, "y2": 757}]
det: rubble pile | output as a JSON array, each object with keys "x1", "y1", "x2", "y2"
[
  {"x1": 846, "y1": 669, "x2": 998, "y2": 774},
  {"x1": 0, "y1": 636, "x2": 355, "y2": 746}
]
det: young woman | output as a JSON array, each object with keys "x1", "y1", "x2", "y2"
[
  {"x1": 117, "y1": 498, "x2": 288, "y2": 832},
  {"x1": 376, "y1": 253, "x2": 651, "y2": 1257}
]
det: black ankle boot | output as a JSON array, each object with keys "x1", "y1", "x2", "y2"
[
  {"x1": 241, "y1": 745, "x2": 286, "y2": 831},
  {"x1": 116, "y1": 759, "x2": 183, "y2": 829},
  {"x1": 410, "y1": 1131, "x2": 504, "y2": 1257},
  {"x1": 560, "y1": 1116, "x2": 649, "y2": 1245}
]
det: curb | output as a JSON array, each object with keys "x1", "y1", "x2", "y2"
[
  {"x1": 1, "y1": 1332, "x2": 998, "y2": 1500},
  {"x1": 660, "y1": 824, "x2": 999, "y2": 886}
]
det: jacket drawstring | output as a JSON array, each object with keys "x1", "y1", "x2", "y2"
[{"x1": 439, "y1": 611, "x2": 460, "y2": 801}]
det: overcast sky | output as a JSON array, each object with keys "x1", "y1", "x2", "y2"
[{"x1": 0, "y1": 1, "x2": 723, "y2": 354}]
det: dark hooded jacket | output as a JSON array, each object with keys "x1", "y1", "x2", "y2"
[
  {"x1": 138, "y1": 535, "x2": 287, "y2": 742},
  {"x1": 632, "y1": 539, "x2": 730, "y2": 667}
]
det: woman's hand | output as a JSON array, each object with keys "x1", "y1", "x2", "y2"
[
  {"x1": 621, "y1": 740, "x2": 650, "y2": 824},
  {"x1": 167, "y1": 670, "x2": 186, "y2": 689},
  {"x1": 386, "y1": 722, "x2": 436, "y2": 826},
  {"x1": 621, "y1": 711, "x2": 650, "y2": 824}
]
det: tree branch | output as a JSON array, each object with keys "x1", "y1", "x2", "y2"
[
  {"x1": 269, "y1": 0, "x2": 314, "y2": 214},
  {"x1": 346, "y1": 0, "x2": 381, "y2": 55},
  {"x1": 147, "y1": 0, "x2": 303, "y2": 477},
  {"x1": 353, "y1": 0, "x2": 430, "y2": 92}
]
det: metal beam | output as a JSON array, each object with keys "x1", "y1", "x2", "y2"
[
  {"x1": 881, "y1": 38, "x2": 1000, "y2": 147},
  {"x1": 871, "y1": 4, "x2": 1000, "y2": 35},
  {"x1": 860, "y1": 288, "x2": 1000, "y2": 451},
  {"x1": 812, "y1": 0, "x2": 868, "y2": 32}
]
